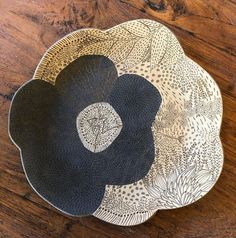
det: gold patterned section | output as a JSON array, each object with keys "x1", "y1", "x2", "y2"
[{"x1": 33, "y1": 19, "x2": 184, "y2": 84}]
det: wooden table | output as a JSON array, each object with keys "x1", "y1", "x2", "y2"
[{"x1": 0, "y1": 1, "x2": 236, "y2": 237}]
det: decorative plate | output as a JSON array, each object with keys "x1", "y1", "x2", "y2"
[{"x1": 9, "y1": 19, "x2": 223, "y2": 226}]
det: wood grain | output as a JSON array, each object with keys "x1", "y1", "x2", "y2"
[{"x1": 0, "y1": 0, "x2": 236, "y2": 237}]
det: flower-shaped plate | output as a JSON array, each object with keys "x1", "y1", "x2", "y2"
[{"x1": 9, "y1": 19, "x2": 223, "y2": 226}]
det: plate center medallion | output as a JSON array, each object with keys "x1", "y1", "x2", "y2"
[{"x1": 76, "y1": 102, "x2": 123, "y2": 153}]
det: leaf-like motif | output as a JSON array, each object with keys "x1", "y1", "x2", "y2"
[
  {"x1": 124, "y1": 37, "x2": 151, "y2": 69},
  {"x1": 161, "y1": 31, "x2": 184, "y2": 66},
  {"x1": 108, "y1": 39, "x2": 137, "y2": 64},
  {"x1": 199, "y1": 180, "x2": 215, "y2": 191},
  {"x1": 194, "y1": 170, "x2": 212, "y2": 185},
  {"x1": 148, "y1": 174, "x2": 167, "y2": 197},
  {"x1": 85, "y1": 29, "x2": 112, "y2": 41},
  {"x1": 140, "y1": 19, "x2": 161, "y2": 32},
  {"x1": 74, "y1": 30, "x2": 114, "y2": 56},
  {"x1": 150, "y1": 27, "x2": 169, "y2": 70},
  {"x1": 108, "y1": 26, "x2": 138, "y2": 40},
  {"x1": 145, "y1": 164, "x2": 215, "y2": 209},
  {"x1": 120, "y1": 20, "x2": 151, "y2": 37},
  {"x1": 154, "y1": 174, "x2": 166, "y2": 189},
  {"x1": 78, "y1": 39, "x2": 115, "y2": 57}
]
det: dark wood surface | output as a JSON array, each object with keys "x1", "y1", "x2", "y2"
[{"x1": 0, "y1": 0, "x2": 236, "y2": 237}]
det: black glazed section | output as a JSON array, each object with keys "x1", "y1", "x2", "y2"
[{"x1": 9, "y1": 55, "x2": 162, "y2": 215}]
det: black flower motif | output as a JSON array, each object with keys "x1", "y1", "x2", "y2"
[{"x1": 9, "y1": 55, "x2": 162, "y2": 215}]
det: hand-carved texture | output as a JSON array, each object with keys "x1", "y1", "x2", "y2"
[
  {"x1": 77, "y1": 102, "x2": 123, "y2": 153},
  {"x1": 1, "y1": 0, "x2": 236, "y2": 237},
  {"x1": 23, "y1": 19, "x2": 223, "y2": 226}
]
